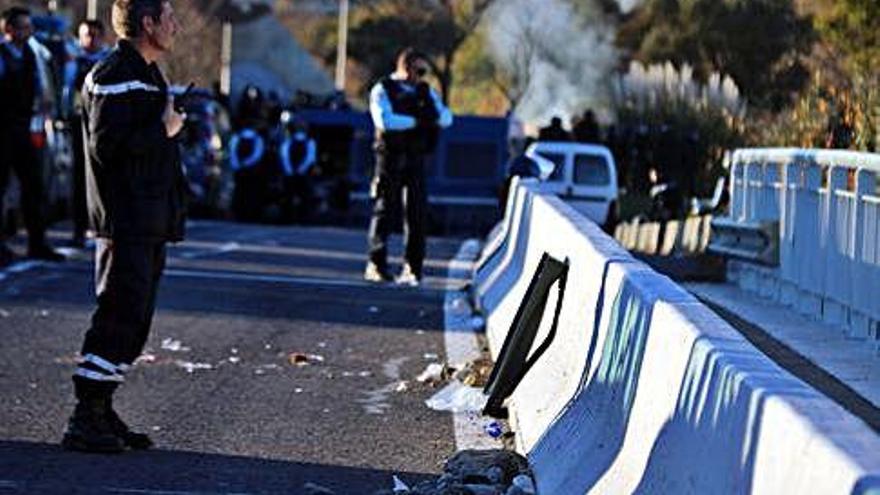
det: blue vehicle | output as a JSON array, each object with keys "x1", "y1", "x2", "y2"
[{"x1": 294, "y1": 109, "x2": 509, "y2": 234}]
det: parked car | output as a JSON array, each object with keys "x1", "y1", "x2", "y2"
[{"x1": 526, "y1": 141, "x2": 619, "y2": 230}]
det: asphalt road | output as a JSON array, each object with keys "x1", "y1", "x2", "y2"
[{"x1": 0, "y1": 221, "x2": 474, "y2": 495}]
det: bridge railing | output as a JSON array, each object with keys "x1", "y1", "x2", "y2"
[{"x1": 727, "y1": 148, "x2": 880, "y2": 347}]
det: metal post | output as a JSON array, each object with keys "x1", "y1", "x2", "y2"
[
  {"x1": 220, "y1": 21, "x2": 232, "y2": 96},
  {"x1": 334, "y1": 0, "x2": 350, "y2": 91},
  {"x1": 87, "y1": 0, "x2": 98, "y2": 19}
]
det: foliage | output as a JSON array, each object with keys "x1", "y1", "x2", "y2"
[
  {"x1": 612, "y1": 61, "x2": 746, "y2": 195},
  {"x1": 346, "y1": 0, "x2": 496, "y2": 103},
  {"x1": 814, "y1": 0, "x2": 880, "y2": 75},
  {"x1": 617, "y1": 0, "x2": 814, "y2": 110}
]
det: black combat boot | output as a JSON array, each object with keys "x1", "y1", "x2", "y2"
[
  {"x1": 62, "y1": 396, "x2": 125, "y2": 453},
  {"x1": 105, "y1": 396, "x2": 153, "y2": 450}
]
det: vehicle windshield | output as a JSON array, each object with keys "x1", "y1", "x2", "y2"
[{"x1": 573, "y1": 154, "x2": 610, "y2": 186}]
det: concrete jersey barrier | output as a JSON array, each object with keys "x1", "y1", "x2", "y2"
[{"x1": 475, "y1": 181, "x2": 880, "y2": 494}]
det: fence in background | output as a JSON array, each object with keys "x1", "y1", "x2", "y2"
[{"x1": 725, "y1": 148, "x2": 880, "y2": 350}]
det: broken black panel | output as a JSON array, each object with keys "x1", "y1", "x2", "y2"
[{"x1": 483, "y1": 253, "x2": 569, "y2": 418}]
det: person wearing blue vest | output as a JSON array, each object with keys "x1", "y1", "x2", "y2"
[
  {"x1": 277, "y1": 111, "x2": 317, "y2": 223},
  {"x1": 365, "y1": 47, "x2": 452, "y2": 286},
  {"x1": 228, "y1": 124, "x2": 268, "y2": 221},
  {"x1": 0, "y1": 6, "x2": 64, "y2": 264}
]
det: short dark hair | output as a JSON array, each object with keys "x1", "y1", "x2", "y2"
[
  {"x1": 396, "y1": 47, "x2": 428, "y2": 69},
  {"x1": 111, "y1": 0, "x2": 165, "y2": 39},
  {"x1": 80, "y1": 19, "x2": 106, "y2": 34},
  {"x1": 1, "y1": 6, "x2": 30, "y2": 31}
]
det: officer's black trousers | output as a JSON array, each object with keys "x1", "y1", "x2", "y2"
[
  {"x1": 367, "y1": 148, "x2": 427, "y2": 276},
  {"x1": 75, "y1": 240, "x2": 166, "y2": 390},
  {"x1": 0, "y1": 125, "x2": 47, "y2": 249}
]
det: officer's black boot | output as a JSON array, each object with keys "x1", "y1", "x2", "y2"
[
  {"x1": 62, "y1": 381, "x2": 125, "y2": 454},
  {"x1": 106, "y1": 396, "x2": 153, "y2": 450}
]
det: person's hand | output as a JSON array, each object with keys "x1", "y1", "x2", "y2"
[{"x1": 163, "y1": 97, "x2": 186, "y2": 137}]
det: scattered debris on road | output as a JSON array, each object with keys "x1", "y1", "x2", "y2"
[
  {"x1": 425, "y1": 381, "x2": 487, "y2": 413},
  {"x1": 452, "y1": 356, "x2": 494, "y2": 388},
  {"x1": 161, "y1": 338, "x2": 191, "y2": 352},
  {"x1": 374, "y1": 450, "x2": 534, "y2": 495},
  {"x1": 288, "y1": 352, "x2": 325, "y2": 366},
  {"x1": 174, "y1": 360, "x2": 213, "y2": 373},
  {"x1": 303, "y1": 482, "x2": 336, "y2": 495},
  {"x1": 392, "y1": 475, "x2": 410, "y2": 492},
  {"x1": 416, "y1": 363, "x2": 448, "y2": 384}
]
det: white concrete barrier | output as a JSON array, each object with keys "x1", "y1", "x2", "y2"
[{"x1": 476, "y1": 181, "x2": 880, "y2": 494}]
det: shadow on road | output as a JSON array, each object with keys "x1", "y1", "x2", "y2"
[{"x1": 0, "y1": 440, "x2": 433, "y2": 495}]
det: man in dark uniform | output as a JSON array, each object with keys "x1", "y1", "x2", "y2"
[
  {"x1": 538, "y1": 116, "x2": 571, "y2": 142},
  {"x1": 0, "y1": 6, "x2": 63, "y2": 263},
  {"x1": 69, "y1": 19, "x2": 110, "y2": 247},
  {"x1": 277, "y1": 112, "x2": 317, "y2": 223},
  {"x1": 365, "y1": 47, "x2": 452, "y2": 286},
  {"x1": 62, "y1": 0, "x2": 186, "y2": 454}
]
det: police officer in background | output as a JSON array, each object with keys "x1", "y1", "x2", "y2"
[
  {"x1": 277, "y1": 111, "x2": 317, "y2": 223},
  {"x1": 0, "y1": 6, "x2": 64, "y2": 263},
  {"x1": 63, "y1": 0, "x2": 186, "y2": 453},
  {"x1": 365, "y1": 47, "x2": 452, "y2": 286},
  {"x1": 68, "y1": 19, "x2": 110, "y2": 247}
]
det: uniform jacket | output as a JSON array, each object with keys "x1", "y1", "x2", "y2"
[
  {"x1": 82, "y1": 39, "x2": 186, "y2": 242},
  {"x1": 0, "y1": 40, "x2": 38, "y2": 128}
]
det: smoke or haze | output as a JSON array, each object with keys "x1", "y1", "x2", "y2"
[
  {"x1": 616, "y1": 0, "x2": 641, "y2": 13},
  {"x1": 486, "y1": 0, "x2": 619, "y2": 126}
]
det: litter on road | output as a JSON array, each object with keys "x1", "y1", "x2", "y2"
[
  {"x1": 416, "y1": 363, "x2": 446, "y2": 384},
  {"x1": 288, "y1": 352, "x2": 325, "y2": 366},
  {"x1": 392, "y1": 475, "x2": 410, "y2": 492},
  {"x1": 161, "y1": 338, "x2": 191, "y2": 352},
  {"x1": 425, "y1": 381, "x2": 488, "y2": 413},
  {"x1": 174, "y1": 360, "x2": 213, "y2": 373}
]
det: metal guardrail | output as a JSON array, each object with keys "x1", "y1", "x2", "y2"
[
  {"x1": 723, "y1": 147, "x2": 880, "y2": 343},
  {"x1": 706, "y1": 218, "x2": 779, "y2": 266}
]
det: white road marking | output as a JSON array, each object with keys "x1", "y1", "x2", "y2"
[
  {"x1": 444, "y1": 239, "x2": 500, "y2": 450},
  {"x1": 163, "y1": 268, "x2": 372, "y2": 289}
]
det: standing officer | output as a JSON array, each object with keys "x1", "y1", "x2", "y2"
[
  {"x1": 62, "y1": 0, "x2": 186, "y2": 454},
  {"x1": 365, "y1": 47, "x2": 452, "y2": 286},
  {"x1": 277, "y1": 112, "x2": 317, "y2": 223},
  {"x1": 0, "y1": 6, "x2": 64, "y2": 263},
  {"x1": 69, "y1": 19, "x2": 110, "y2": 247}
]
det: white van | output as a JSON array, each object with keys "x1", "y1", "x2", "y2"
[{"x1": 525, "y1": 141, "x2": 619, "y2": 229}]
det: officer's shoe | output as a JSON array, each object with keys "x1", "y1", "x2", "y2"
[
  {"x1": 62, "y1": 399, "x2": 125, "y2": 454},
  {"x1": 396, "y1": 263, "x2": 421, "y2": 287},
  {"x1": 106, "y1": 407, "x2": 153, "y2": 450},
  {"x1": 364, "y1": 261, "x2": 393, "y2": 283},
  {"x1": 28, "y1": 244, "x2": 65, "y2": 262}
]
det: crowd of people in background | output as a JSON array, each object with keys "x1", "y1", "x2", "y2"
[
  {"x1": 0, "y1": 3, "x2": 348, "y2": 267},
  {"x1": 519, "y1": 109, "x2": 724, "y2": 222}
]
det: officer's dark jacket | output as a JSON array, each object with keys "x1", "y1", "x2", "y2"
[
  {"x1": 0, "y1": 41, "x2": 37, "y2": 128},
  {"x1": 379, "y1": 77, "x2": 439, "y2": 154},
  {"x1": 82, "y1": 39, "x2": 186, "y2": 242}
]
